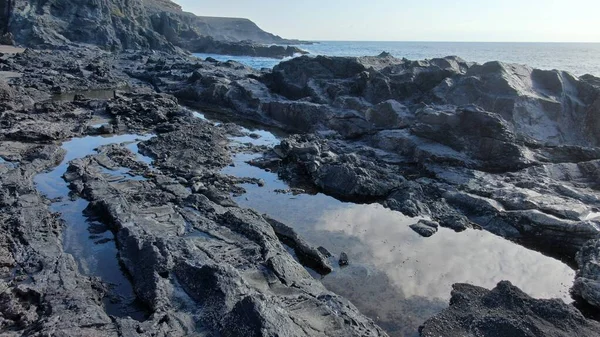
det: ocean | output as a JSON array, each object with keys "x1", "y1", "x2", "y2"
[{"x1": 194, "y1": 41, "x2": 600, "y2": 76}]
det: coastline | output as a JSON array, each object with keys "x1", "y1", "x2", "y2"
[
  {"x1": 1, "y1": 43, "x2": 600, "y2": 336},
  {"x1": 1, "y1": 1, "x2": 600, "y2": 336}
]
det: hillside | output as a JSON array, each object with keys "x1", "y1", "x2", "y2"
[{"x1": 0, "y1": 0, "x2": 303, "y2": 51}]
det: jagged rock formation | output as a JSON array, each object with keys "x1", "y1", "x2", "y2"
[
  {"x1": 419, "y1": 281, "x2": 600, "y2": 337},
  {"x1": 0, "y1": 48, "x2": 385, "y2": 336},
  {"x1": 573, "y1": 239, "x2": 600, "y2": 311},
  {"x1": 131, "y1": 52, "x2": 600, "y2": 319},
  {"x1": 3, "y1": 0, "x2": 306, "y2": 55},
  {"x1": 2, "y1": 9, "x2": 600, "y2": 333},
  {"x1": 186, "y1": 36, "x2": 307, "y2": 59},
  {"x1": 8, "y1": 0, "x2": 172, "y2": 50}
]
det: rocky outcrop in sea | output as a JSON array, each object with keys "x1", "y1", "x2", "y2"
[{"x1": 186, "y1": 36, "x2": 308, "y2": 59}]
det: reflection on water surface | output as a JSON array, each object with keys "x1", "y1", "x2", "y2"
[{"x1": 222, "y1": 148, "x2": 575, "y2": 337}]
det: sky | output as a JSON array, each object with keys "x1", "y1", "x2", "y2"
[{"x1": 173, "y1": 0, "x2": 600, "y2": 42}]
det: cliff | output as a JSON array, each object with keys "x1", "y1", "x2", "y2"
[{"x1": 0, "y1": 0, "x2": 305, "y2": 52}]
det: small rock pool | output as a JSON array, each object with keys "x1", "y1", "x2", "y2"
[
  {"x1": 29, "y1": 108, "x2": 577, "y2": 337},
  {"x1": 34, "y1": 134, "x2": 154, "y2": 320},
  {"x1": 211, "y1": 114, "x2": 576, "y2": 337}
]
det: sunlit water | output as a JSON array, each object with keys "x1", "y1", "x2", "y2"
[
  {"x1": 195, "y1": 41, "x2": 600, "y2": 76},
  {"x1": 210, "y1": 114, "x2": 576, "y2": 337}
]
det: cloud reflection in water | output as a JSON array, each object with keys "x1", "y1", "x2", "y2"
[
  {"x1": 222, "y1": 146, "x2": 575, "y2": 337},
  {"x1": 316, "y1": 203, "x2": 574, "y2": 301}
]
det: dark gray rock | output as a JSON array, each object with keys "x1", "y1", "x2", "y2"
[
  {"x1": 410, "y1": 220, "x2": 439, "y2": 238},
  {"x1": 189, "y1": 36, "x2": 308, "y2": 59},
  {"x1": 318, "y1": 246, "x2": 333, "y2": 258},
  {"x1": 366, "y1": 99, "x2": 413, "y2": 129},
  {"x1": 411, "y1": 105, "x2": 531, "y2": 172},
  {"x1": 264, "y1": 215, "x2": 333, "y2": 274},
  {"x1": 572, "y1": 239, "x2": 600, "y2": 309},
  {"x1": 8, "y1": 0, "x2": 308, "y2": 55},
  {"x1": 0, "y1": 142, "x2": 115, "y2": 336},
  {"x1": 10, "y1": 0, "x2": 175, "y2": 51},
  {"x1": 420, "y1": 281, "x2": 600, "y2": 337},
  {"x1": 60, "y1": 119, "x2": 386, "y2": 336},
  {"x1": 439, "y1": 214, "x2": 473, "y2": 232},
  {"x1": 262, "y1": 54, "x2": 469, "y2": 104},
  {"x1": 3, "y1": 31, "x2": 600, "y2": 337},
  {"x1": 339, "y1": 252, "x2": 349, "y2": 266},
  {"x1": 435, "y1": 62, "x2": 600, "y2": 147},
  {"x1": 276, "y1": 135, "x2": 406, "y2": 200},
  {"x1": 0, "y1": 45, "x2": 389, "y2": 336},
  {"x1": 386, "y1": 181, "x2": 430, "y2": 217}
]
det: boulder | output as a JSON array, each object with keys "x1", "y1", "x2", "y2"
[
  {"x1": 365, "y1": 99, "x2": 412, "y2": 129},
  {"x1": 409, "y1": 220, "x2": 439, "y2": 238},
  {"x1": 420, "y1": 281, "x2": 600, "y2": 337},
  {"x1": 572, "y1": 239, "x2": 600, "y2": 309}
]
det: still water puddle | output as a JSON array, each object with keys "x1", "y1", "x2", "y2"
[
  {"x1": 218, "y1": 128, "x2": 576, "y2": 337},
  {"x1": 34, "y1": 134, "x2": 153, "y2": 320}
]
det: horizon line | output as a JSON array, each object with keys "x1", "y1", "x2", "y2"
[{"x1": 297, "y1": 39, "x2": 600, "y2": 44}]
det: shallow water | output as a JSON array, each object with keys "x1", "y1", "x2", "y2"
[
  {"x1": 217, "y1": 122, "x2": 576, "y2": 337},
  {"x1": 34, "y1": 134, "x2": 153, "y2": 319}
]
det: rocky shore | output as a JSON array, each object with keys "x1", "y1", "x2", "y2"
[
  {"x1": 1, "y1": 3, "x2": 600, "y2": 335},
  {"x1": 1, "y1": 42, "x2": 600, "y2": 336},
  {"x1": 140, "y1": 51, "x2": 600, "y2": 259},
  {"x1": 117, "y1": 49, "x2": 600, "y2": 334},
  {"x1": 0, "y1": 47, "x2": 386, "y2": 336}
]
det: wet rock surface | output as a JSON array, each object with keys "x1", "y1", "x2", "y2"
[
  {"x1": 573, "y1": 239, "x2": 600, "y2": 310},
  {"x1": 63, "y1": 122, "x2": 385, "y2": 336},
  {"x1": 0, "y1": 143, "x2": 118, "y2": 336},
  {"x1": 133, "y1": 50, "x2": 600, "y2": 333},
  {"x1": 0, "y1": 47, "x2": 386, "y2": 336},
  {"x1": 0, "y1": 37, "x2": 600, "y2": 336}
]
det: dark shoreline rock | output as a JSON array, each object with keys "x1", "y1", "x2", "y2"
[
  {"x1": 419, "y1": 281, "x2": 600, "y2": 337},
  {"x1": 573, "y1": 239, "x2": 600, "y2": 311},
  {"x1": 118, "y1": 48, "x2": 600, "y2": 333},
  {"x1": 263, "y1": 215, "x2": 333, "y2": 274},
  {"x1": 187, "y1": 36, "x2": 309, "y2": 59},
  {"x1": 410, "y1": 220, "x2": 439, "y2": 238},
  {"x1": 1, "y1": 27, "x2": 600, "y2": 336},
  {"x1": 0, "y1": 47, "x2": 386, "y2": 336}
]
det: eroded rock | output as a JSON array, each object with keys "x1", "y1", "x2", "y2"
[{"x1": 420, "y1": 281, "x2": 600, "y2": 337}]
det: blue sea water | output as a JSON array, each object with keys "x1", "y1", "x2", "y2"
[{"x1": 194, "y1": 41, "x2": 600, "y2": 76}]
